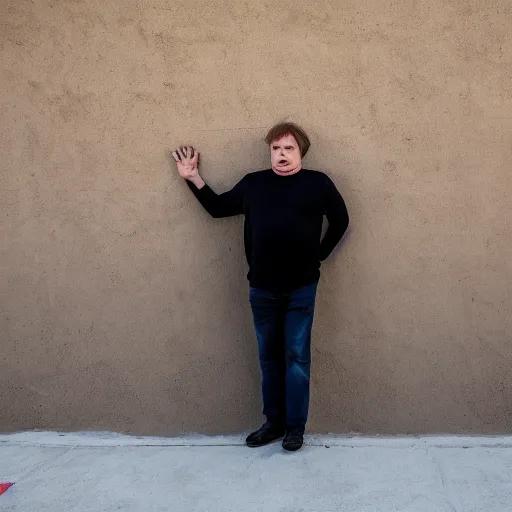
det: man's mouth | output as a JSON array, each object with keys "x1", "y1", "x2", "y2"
[{"x1": 278, "y1": 160, "x2": 288, "y2": 165}]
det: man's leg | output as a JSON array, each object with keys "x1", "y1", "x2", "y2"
[
  {"x1": 249, "y1": 287, "x2": 286, "y2": 427},
  {"x1": 283, "y1": 281, "x2": 318, "y2": 442}
]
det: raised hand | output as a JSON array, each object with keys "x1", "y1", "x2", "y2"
[
  {"x1": 172, "y1": 146, "x2": 199, "y2": 178},
  {"x1": 172, "y1": 146, "x2": 205, "y2": 189}
]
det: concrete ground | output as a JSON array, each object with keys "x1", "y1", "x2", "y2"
[{"x1": 1, "y1": 432, "x2": 512, "y2": 511}]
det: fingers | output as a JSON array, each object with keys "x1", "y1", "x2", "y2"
[{"x1": 173, "y1": 146, "x2": 196, "y2": 160}]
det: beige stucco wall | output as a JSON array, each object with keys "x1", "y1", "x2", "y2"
[{"x1": 1, "y1": 0, "x2": 512, "y2": 435}]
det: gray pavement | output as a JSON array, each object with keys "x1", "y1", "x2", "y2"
[{"x1": 1, "y1": 432, "x2": 512, "y2": 511}]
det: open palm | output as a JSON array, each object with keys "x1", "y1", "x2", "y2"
[{"x1": 172, "y1": 146, "x2": 199, "y2": 180}]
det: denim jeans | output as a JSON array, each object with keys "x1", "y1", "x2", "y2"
[{"x1": 249, "y1": 281, "x2": 318, "y2": 431}]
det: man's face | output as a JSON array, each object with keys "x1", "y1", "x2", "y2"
[{"x1": 270, "y1": 134, "x2": 302, "y2": 176}]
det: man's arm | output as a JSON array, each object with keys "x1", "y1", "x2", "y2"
[
  {"x1": 173, "y1": 146, "x2": 244, "y2": 218},
  {"x1": 319, "y1": 175, "x2": 349, "y2": 261}
]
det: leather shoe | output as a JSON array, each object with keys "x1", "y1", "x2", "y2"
[
  {"x1": 282, "y1": 429, "x2": 304, "y2": 451},
  {"x1": 246, "y1": 422, "x2": 285, "y2": 447}
]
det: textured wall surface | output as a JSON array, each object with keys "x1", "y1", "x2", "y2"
[{"x1": 1, "y1": 0, "x2": 512, "y2": 435}]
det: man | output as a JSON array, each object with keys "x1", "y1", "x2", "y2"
[{"x1": 173, "y1": 122, "x2": 349, "y2": 451}]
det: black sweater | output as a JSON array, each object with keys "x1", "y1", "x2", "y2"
[{"x1": 187, "y1": 169, "x2": 349, "y2": 291}]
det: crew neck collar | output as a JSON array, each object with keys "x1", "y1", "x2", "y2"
[{"x1": 270, "y1": 168, "x2": 303, "y2": 178}]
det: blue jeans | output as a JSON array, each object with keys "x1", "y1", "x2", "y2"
[{"x1": 249, "y1": 281, "x2": 318, "y2": 431}]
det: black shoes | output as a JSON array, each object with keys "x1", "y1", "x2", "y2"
[
  {"x1": 246, "y1": 422, "x2": 285, "y2": 447},
  {"x1": 246, "y1": 423, "x2": 305, "y2": 451},
  {"x1": 282, "y1": 429, "x2": 304, "y2": 451}
]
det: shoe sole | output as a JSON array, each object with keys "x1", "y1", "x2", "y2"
[
  {"x1": 246, "y1": 434, "x2": 285, "y2": 448},
  {"x1": 282, "y1": 443, "x2": 303, "y2": 451}
]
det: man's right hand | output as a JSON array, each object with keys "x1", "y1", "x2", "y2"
[{"x1": 172, "y1": 146, "x2": 205, "y2": 188}]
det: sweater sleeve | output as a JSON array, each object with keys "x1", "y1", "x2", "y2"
[
  {"x1": 319, "y1": 175, "x2": 349, "y2": 261},
  {"x1": 186, "y1": 176, "x2": 245, "y2": 218}
]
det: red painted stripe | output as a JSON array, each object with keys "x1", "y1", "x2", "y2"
[{"x1": 0, "y1": 483, "x2": 14, "y2": 495}]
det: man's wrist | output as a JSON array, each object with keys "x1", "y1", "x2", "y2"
[{"x1": 188, "y1": 174, "x2": 205, "y2": 189}]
